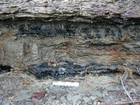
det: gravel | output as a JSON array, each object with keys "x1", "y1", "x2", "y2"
[{"x1": 0, "y1": 71, "x2": 140, "y2": 105}]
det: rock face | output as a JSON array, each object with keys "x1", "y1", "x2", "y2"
[
  {"x1": 0, "y1": 0, "x2": 140, "y2": 77},
  {"x1": 0, "y1": 0, "x2": 140, "y2": 24}
]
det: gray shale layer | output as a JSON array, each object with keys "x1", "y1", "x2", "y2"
[{"x1": 0, "y1": 0, "x2": 140, "y2": 76}]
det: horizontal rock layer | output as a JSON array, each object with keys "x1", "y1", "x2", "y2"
[
  {"x1": 0, "y1": 0, "x2": 140, "y2": 24},
  {"x1": 0, "y1": 20, "x2": 140, "y2": 76},
  {"x1": 27, "y1": 61, "x2": 119, "y2": 79}
]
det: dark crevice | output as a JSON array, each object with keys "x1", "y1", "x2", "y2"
[{"x1": 0, "y1": 64, "x2": 12, "y2": 74}]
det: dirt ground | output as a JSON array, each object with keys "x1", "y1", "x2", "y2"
[{"x1": 0, "y1": 69, "x2": 140, "y2": 105}]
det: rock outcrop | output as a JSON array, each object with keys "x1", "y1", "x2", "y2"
[
  {"x1": 0, "y1": 0, "x2": 140, "y2": 77},
  {"x1": 0, "y1": 0, "x2": 140, "y2": 24}
]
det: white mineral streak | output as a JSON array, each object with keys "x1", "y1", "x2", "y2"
[{"x1": 53, "y1": 81, "x2": 79, "y2": 87}]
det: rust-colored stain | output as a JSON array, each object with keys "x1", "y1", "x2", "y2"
[
  {"x1": 0, "y1": 44, "x2": 5, "y2": 61},
  {"x1": 23, "y1": 44, "x2": 31, "y2": 57},
  {"x1": 88, "y1": 44, "x2": 140, "y2": 65},
  {"x1": 109, "y1": 46, "x2": 123, "y2": 61},
  {"x1": 122, "y1": 34, "x2": 129, "y2": 42},
  {"x1": 0, "y1": 43, "x2": 5, "y2": 49},
  {"x1": 7, "y1": 30, "x2": 13, "y2": 38},
  {"x1": 1, "y1": 30, "x2": 14, "y2": 38}
]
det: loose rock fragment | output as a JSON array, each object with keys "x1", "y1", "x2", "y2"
[{"x1": 31, "y1": 90, "x2": 46, "y2": 99}]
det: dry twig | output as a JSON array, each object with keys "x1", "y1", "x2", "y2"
[
  {"x1": 115, "y1": 99, "x2": 140, "y2": 105},
  {"x1": 100, "y1": 99, "x2": 140, "y2": 105},
  {"x1": 120, "y1": 75, "x2": 134, "y2": 104},
  {"x1": 120, "y1": 70, "x2": 129, "y2": 85}
]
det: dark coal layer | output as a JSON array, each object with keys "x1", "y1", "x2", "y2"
[{"x1": 27, "y1": 61, "x2": 120, "y2": 79}]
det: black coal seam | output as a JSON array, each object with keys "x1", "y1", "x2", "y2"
[{"x1": 27, "y1": 62, "x2": 122, "y2": 79}]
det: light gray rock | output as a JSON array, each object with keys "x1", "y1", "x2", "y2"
[
  {"x1": 106, "y1": 85, "x2": 122, "y2": 91},
  {"x1": 16, "y1": 101, "x2": 25, "y2": 105},
  {"x1": 66, "y1": 94, "x2": 73, "y2": 100},
  {"x1": 2, "y1": 99, "x2": 11, "y2": 105},
  {"x1": 70, "y1": 95, "x2": 82, "y2": 105},
  {"x1": 13, "y1": 92, "x2": 30, "y2": 101},
  {"x1": 74, "y1": 99, "x2": 82, "y2": 105},
  {"x1": 83, "y1": 97, "x2": 91, "y2": 103},
  {"x1": 91, "y1": 90, "x2": 102, "y2": 96},
  {"x1": 89, "y1": 96, "x2": 96, "y2": 100},
  {"x1": 24, "y1": 102, "x2": 34, "y2": 105},
  {"x1": 0, "y1": 98, "x2": 2, "y2": 103},
  {"x1": 0, "y1": 90, "x2": 4, "y2": 95},
  {"x1": 10, "y1": 101, "x2": 18, "y2": 105},
  {"x1": 102, "y1": 90, "x2": 108, "y2": 96}
]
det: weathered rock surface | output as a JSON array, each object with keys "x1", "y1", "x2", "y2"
[
  {"x1": 0, "y1": 0, "x2": 140, "y2": 24},
  {"x1": 0, "y1": 20, "x2": 140, "y2": 74},
  {"x1": 0, "y1": 0, "x2": 140, "y2": 76}
]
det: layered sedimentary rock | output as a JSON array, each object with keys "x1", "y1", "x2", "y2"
[
  {"x1": 0, "y1": 20, "x2": 140, "y2": 77},
  {"x1": 0, "y1": 0, "x2": 140, "y2": 24},
  {"x1": 0, "y1": 0, "x2": 140, "y2": 78}
]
